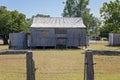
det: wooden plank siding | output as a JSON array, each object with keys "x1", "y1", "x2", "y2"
[
  {"x1": 30, "y1": 28, "x2": 88, "y2": 48},
  {"x1": 109, "y1": 33, "x2": 120, "y2": 46},
  {"x1": 30, "y1": 28, "x2": 56, "y2": 47},
  {"x1": 79, "y1": 29, "x2": 87, "y2": 46},
  {"x1": 9, "y1": 32, "x2": 27, "y2": 49}
]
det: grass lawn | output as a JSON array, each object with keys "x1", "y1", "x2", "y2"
[
  {"x1": 0, "y1": 55, "x2": 26, "y2": 80},
  {"x1": 0, "y1": 40, "x2": 120, "y2": 80},
  {"x1": 94, "y1": 55, "x2": 120, "y2": 80}
]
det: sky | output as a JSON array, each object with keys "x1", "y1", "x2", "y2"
[{"x1": 0, "y1": 0, "x2": 113, "y2": 18}]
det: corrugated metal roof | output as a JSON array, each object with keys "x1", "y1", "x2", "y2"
[{"x1": 31, "y1": 17, "x2": 86, "y2": 28}]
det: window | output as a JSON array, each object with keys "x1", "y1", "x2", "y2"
[
  {"x1": 55, "y1": 29, "x2": 67, "y2": 34},
  {"x1": 41, "y1": 30, "x2": 49, "y2": 37}
]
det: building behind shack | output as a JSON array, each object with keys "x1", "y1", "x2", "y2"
[
  {"x1": 109, "y1": 33, "x2": 120, "y2": 46},
  {"x1": 9, "y1": 32, "x2": 27, "y2": 49}
]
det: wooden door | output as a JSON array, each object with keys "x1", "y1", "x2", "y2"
[{"x1": 56, "y1": 37, "x2": 67, "y2": 46}]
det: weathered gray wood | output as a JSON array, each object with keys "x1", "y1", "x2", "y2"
[
  {"x1": 26, "y1": 52, "x2": 35, "y2": 80},
  {"x1": 9, "y1": 32, "x2": 27, "y2": 49},
  {"x1": 30, "y1": 28, "x2": 88, "y2": 48},
  {"x1": 30, "y1": 28, "x2": 56, "y2": 47},
  {"x1": 109, "y1": 33, "x2": 120, "y2": 46},
  {"x1": 0, "y1": 50, "x2": 32, "y2": 55},
  {"x1": 85, "y1": 51, "x2": 94, "y2": 80}
]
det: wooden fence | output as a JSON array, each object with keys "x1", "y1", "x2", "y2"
[
  {"x1": 0, "y1": 50, "x2": 35, "y2": 80},
  {"x1": 84, "y1": 50, "x2": 120, "y2": 80},
  {"x1": 2, "y1": 50, "x2": 120, "y2": 80}
]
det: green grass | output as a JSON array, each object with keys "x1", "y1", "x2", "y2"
[{"x1": 0, "y1": 40, "x2": 120, "y2": 80}]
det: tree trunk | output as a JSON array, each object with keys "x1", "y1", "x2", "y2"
[{"x1": 1, "y1": 34, "x2": 9, "y2": 45}]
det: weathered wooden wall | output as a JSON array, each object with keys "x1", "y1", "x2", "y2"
[
  {"x1": 9, "y1": 32, "x2": 27, "y2": 49},
  {"x1": 109, "y1": 33, "x2": 120, "y2": 46},
  {"x1": 30, "y1": 28, "x2": 88, "y2": 47},
  {"x1": 30, "y1": 28, "x2": 56, "y2": 47},
  {"x1": 67, "y1": 28, "x2": 87, "y2": 47}
]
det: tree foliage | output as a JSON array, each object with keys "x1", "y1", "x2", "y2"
[
  {"x1": 27, "y1": 14, "x2": 50, "y2": 24},
  {"x1": 62, "y1": 0, "x2": 100, "y2": 34},
  {"x1": 83, "y1": 9, "x2": 100, "y2": 35},
  {"x1": 0, "y1": 6, "x2": 30, "y2": 44},
  {"x1": 32, "y1": 14, "x2": 50, "y2": 17},
  {"x1": 63, "y1": 0, "x2": 89, "y2": 17},
  {"x1": 100, "y1": 0, "x2": 120, "y2": 34}
]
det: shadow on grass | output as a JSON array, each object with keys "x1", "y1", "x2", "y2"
[
  {"x1": 28, "y1": 46, "x2": 85, "y2": 50},
  {"x1": 93, "y1": 53, "x2": 120, "y2": 56},
  {"x1": 0, "y1": 41, "x2": 8, "y2": 45},
  {"x1": 105, "y1": 45, "x2": 120, "y2": 51},
  {"x1": 106, "y1": 45, "x2": 120, "y2": 48},
  {"x1": 85, "y1": 49, "x2": 120, "y2": 56}
]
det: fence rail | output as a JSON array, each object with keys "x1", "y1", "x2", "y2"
[
  {"x1": 0, "y1": 50, "x2": 35, "y2": 80},
  {"x1": 85, "y1": 50, "x2": 120, "y2": 80}
]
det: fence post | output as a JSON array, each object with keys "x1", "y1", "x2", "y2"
[
  {"x1": 85, "y1": 51, "x2": 94, "y2": 80},
  {"x1": 26, "y1": 52, "x2": 35, "y2": 80}
]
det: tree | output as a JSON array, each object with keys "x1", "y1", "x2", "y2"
[
  {"x1": 62, "y1": 0, "x2": 100, "y2": 34},
  {"x1": 27, "y1": 14, "x2": 50, "y2": 24},
  {"x1": 0, "y1": 6, "x2": 30, "y2": 45},
  {"x1": 63, "y1": 0, "x2": 89, "y2": 17},
  {"x1": 33, "y1": 14, "x2": 50, "y2": 17},
  {"x1": 100, "y1": 0, "x2": 120, "y2": 36},
  {"x1": 82, "y1": 9, "x2": 100, "y2": 35}
]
